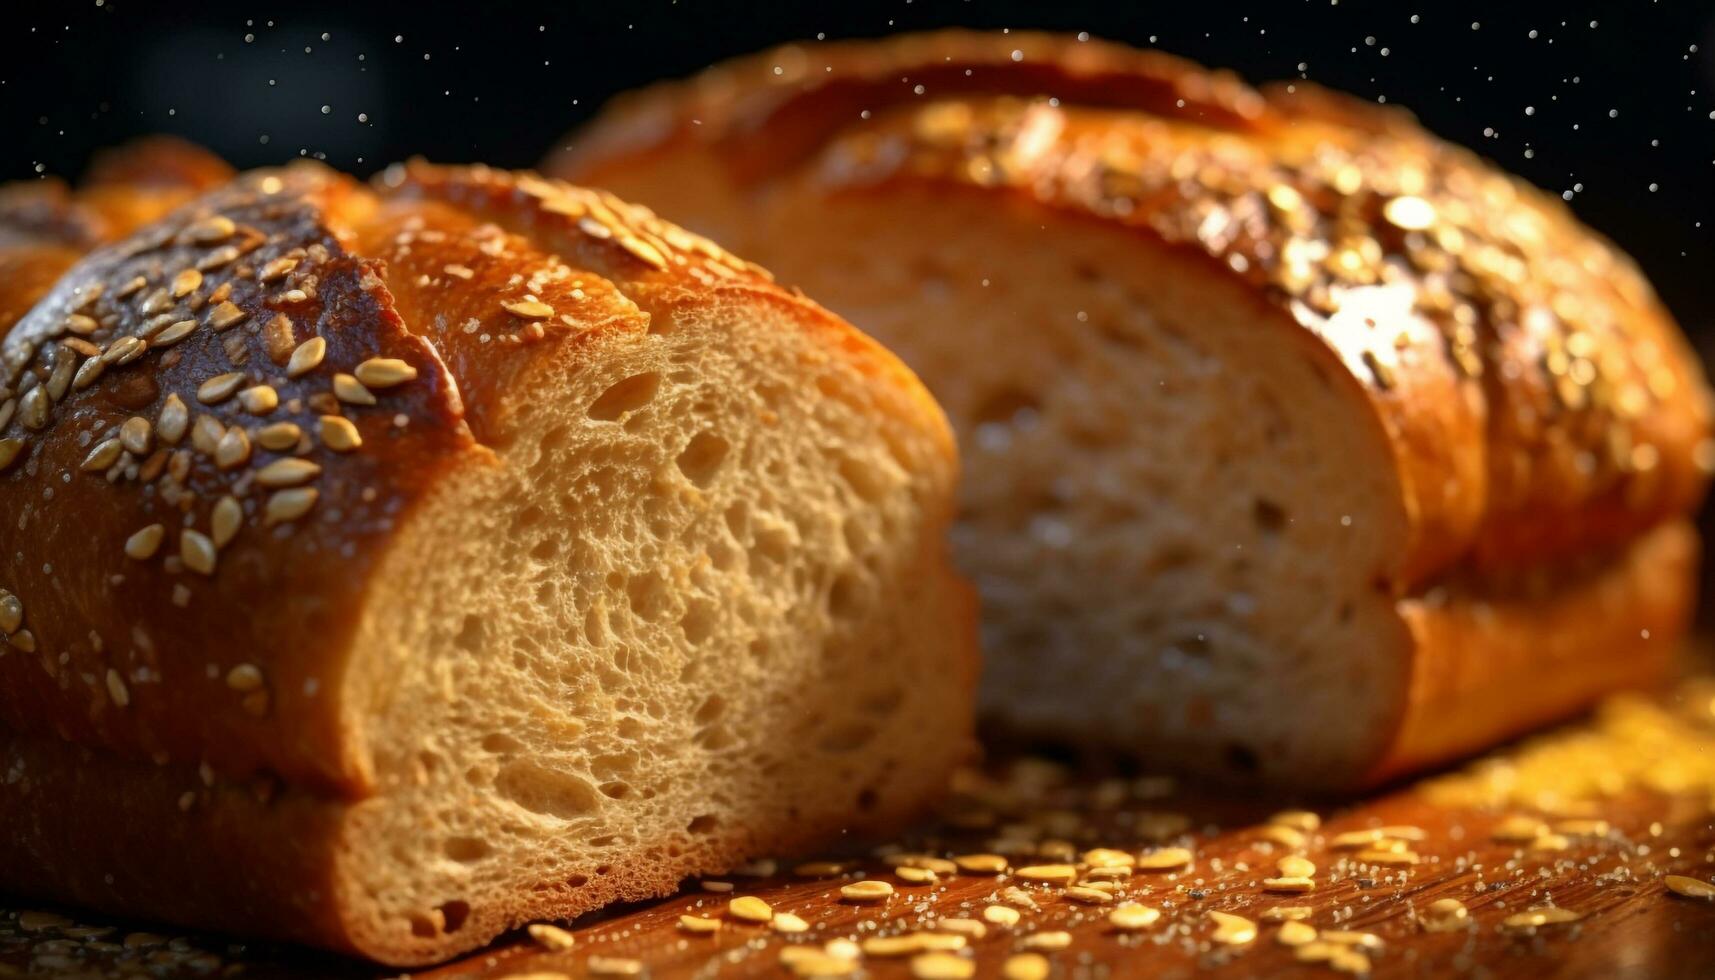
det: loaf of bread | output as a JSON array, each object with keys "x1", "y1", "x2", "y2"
[
  {"x1": 551, "y1": 30, "x2": 1714, "y2": 788},
  {"x1": 0, "y1": 145, "x2": 976, "y2": 964}
]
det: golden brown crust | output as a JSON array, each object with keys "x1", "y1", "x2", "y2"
[
  {"x1": 1377, "y1": 519, "x2": 1696, "y2": 783},
  {"x1": 1, "y1": 162, "x2": 473, "y2": 794},
  {"x1": 558, "y1": 29, "x2": 1714, "y2": 591},
  {"x1": 1, "y1": 148, "x2": 971, "y2": 964}
]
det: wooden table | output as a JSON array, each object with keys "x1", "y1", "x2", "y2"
[{"x1": 5, "y1": 680, "x2": 1714, "y2": 979}]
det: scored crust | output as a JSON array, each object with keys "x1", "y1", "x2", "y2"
[
  {"x1": 552, "y1": 29, "x2": 1713, "y2": 786},
  {"x1": 0, "y1": 151, "x2": 976, "y2": 963}
]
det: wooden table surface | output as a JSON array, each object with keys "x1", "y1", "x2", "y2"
[{"x1": 4, "y1": 679, "x2": 1714, "y2": 979}]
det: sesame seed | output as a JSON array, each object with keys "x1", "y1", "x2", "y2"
[
  {"x1": 1257, "y1": 825, "x2": 1308, "y2": 848},
  {"x1": 190, "y1": 414, "x2": 224, "y2": 455},
  {"x1": 120, "y1": 417, "x2": 152, "y2": 456},
  {"x1": 677, "y1": 915, "x2": 721, "y2": 934},
  {"x1": 1082, "y1": 848, "x2": 1135, "y2": 869},
  {"x1": 72, "y1": 357, "x2": 104, "y2": 390},
  {"x1": 238, "y1": 385, "x2": 279, "y2": 415},
  {"x1": 953, "y1": 853, "x2": 1008, "y2": 875},
  {"x1": 255, "y1": 457, "x2": 321, "y2": 488},
  {"x1": 1278, "y1": 855, "x2": 1317, "y2": 878},
  {"x1": 125, "y1": 524, "x2": 165, "y2": 560},
  {"x1": 1063, "y1": 885, "x2": 1114, "y2": 905},
  {"x1": 771, "y1": 912, "x2": 809, "y2": 934},
  {"x1": 935, "y1": 919, "x2": 986, "y2": 939},
  {"x1": 0, "y1": 593, "x2": 23, "y2": 634},
  {"x1": 197, "y1": 372, "x2": 246, "y2": 404},
  {"x1": 258, "y1": 257, "x2": 298, "y2": 283},
  {"x1": 1013, "y1": 863, "x2": 1077, "y2": 885},
  {"x1": 63, "y1": 313, "x2": 98, "y2": 335},
  {"x1": 1106, "y1": 904, "x2": 1160, "y2": 931},
  {"x1": 502, "y1": 298, "x2": 556, "y2": 319},
  {"x1": 102, "y1": 336, "x2": 147, "y2": 366},
  {"x1": 108, "y1": 668, "x2": 133, "y2": 707},
  {"x1": 1017, "y1": 930, "x2": 1071, "y2": 951},
  {"x1": 185, "y1": 216, "x2": 237, "y2": 243},
  {"x1": 207, "y1": 301, "x2": 248, "y2": 331},
  {"x1": 1001, "y1": 953, "x2": 1049, "y2": 980},
  {"x1": 1665, "y1": 875, "x2": 1715, "y2": 899},
  {"x1": 220, "y1": 663, "x2": 262, "y2": 693},
  {"x1": 619, "y1": 235, "x2": 669, "y2": 270},
  {"x1": 1264, "y1": 876, "x2": 1317, "y2": 893},
  {"x1": 864, "y1": 934, "x2": 951, "y2": 957},
  {"x1": 1270, "y1": 809, "x2": 1322, "y2": 832},
  {"x1": 586, "y1": 956, "x2": 644, "y2": 977},
  {"x1": 983, "y1": 905, "x2": 1020, "y2": 927},
  {"x1": 18, "y1": 387, "x2": 49, "y2": 429},
  {"x1": 81, "y1": 439, "x2": 123, "y2": 472},
  {"x1": 1134, "y1": 847, "x2": 1193, "y2": 871},
  {"x1": 1501, "y1": 907, "x2": 1583, "y2": 932},
  {"x1": 779, "y1": 950, "x2": 854, "y2": 977},
  {"x1": 1278, "y1": 920, "x2": 1319, "y2": 946},
  {"x1": 896, "y1": 865, "x2": 937, "y2": 884},
  {"x1": 333, "y1": 373, "x2": 377, "y2": 406},
  {"x1": 138, "y1": 288, "x2": 173, "y2": 316},
  {"x1": 9, "y1": 630, "x2": 35, "y2": 652},
  {"x1": 354, "y1": 357, "x2": 418, "y2": 388},
  {"x1": 115, "y1": 276, "x2": 147, "y2": 299},
  {"x1": 256, "y1": 422, "x2": 303, "y2": 451},
  {"x1": 172, "y1": 268, "x2": 203, "y2": 298},
  {"x1": 839, "y1": 879, "x2": 894, "y2": 902},
  {"x1": 215, "y1": 427, "x2": 252, "y2": 470},
  {"x1": 1321, "y1": 930, "x2": 1384, "y2": 950},
  {"x1": 211, "y1": 495, "x2": 243, "y2": 548},
  {"x1": 153, "y1": 319, "x2": 198, "y2": 347},
  {"x1": 1492, "y1": 815, "x2": 1549, "y2": 842},
  {"x1": 909, "y1": 952, "x2": 974, "y2": 980},
  {"x1": 1208, "y1": 911, "x2": 1257, "y2": 945},
  {"x1": 313, "y1": 414, "x2": 361, "y2": 452},
  {"x1": 286, "y1": 337, "x2": 326, "y2": 378},
  {"x1": 728, "y1": 895, "x2": 773, "y2": 923},
  {"x1": 0, "y1": 438, "x2": 21, "y2": 473},
  {"x1": 1421, "y1": 898, "x2": 1471, "y2": 932},
  {"x1": 180, "y1": 530, "x2": 217, "y2": 575},
  {"x1": 1355, "y1": 848, "x2": 1420, "y2": 866},
  {"x1": 1529, "y1": 834, "x2": 1571, "y2": 852},
  {"x1": 521, "y1": 921, "x2": 575, "y2": 951},
  {"x1": 264, "y1": 487, "x2": 319, "y2": 524},
  {"x1": 1262, "y1": 906, "x2": 1314, "y2": 922}
]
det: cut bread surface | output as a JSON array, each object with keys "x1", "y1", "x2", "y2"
[
  {"x1": 742, "y1": 187, "x2": 1412, "y2": 781},
  {"x1": 344, "y1": 280, "x2": 972, "y2": 960}
]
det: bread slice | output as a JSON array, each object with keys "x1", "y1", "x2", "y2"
[
  {"x1": 0, "y1": 157, "x2": 975, "y2": 964},
  {"x1": 551, "y1": 30, "x2": 1713, "y2": 787}
]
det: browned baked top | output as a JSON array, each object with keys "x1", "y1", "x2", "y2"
[
  {"x1": 0, "y1": 152, "x2": 798, "y2": 796},
  {"x1": 558, "y1": 30, "x2": 1714, "y2": 587}
]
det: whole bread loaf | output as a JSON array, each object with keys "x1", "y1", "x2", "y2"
[
  {"x1": 0, "y1": 142, "x2": 976, "y2": 964},
  {"x1": 551, "y1": 30, "x2": 1714, "y2": 787}
]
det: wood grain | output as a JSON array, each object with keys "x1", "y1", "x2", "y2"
[{"x1": 4, "y1": 677, "x2": 1714, "y2": 979}]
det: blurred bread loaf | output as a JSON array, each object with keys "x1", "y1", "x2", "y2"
[
  {"x1": 551, "y1": 30, "x2": 1713, "y2": 787},
  {"x1": 0, "y1": 143, "x2": 976, "y2": 964}
]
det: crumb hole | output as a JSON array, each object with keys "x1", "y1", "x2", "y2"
[
  {"x1": 588, "y1": 372, "x2": 661, "y2": 421},
  {"x1": 676, "y1": 431, "x2": 730, "y2": 487}
]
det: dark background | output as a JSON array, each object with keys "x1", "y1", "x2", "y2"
[
  {"x1": 4, "y1": 0, "x2": 1712, "y2": 338},
  {"x1": 7, "y1": 0, "x2": 1715, "y2": 567}
]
